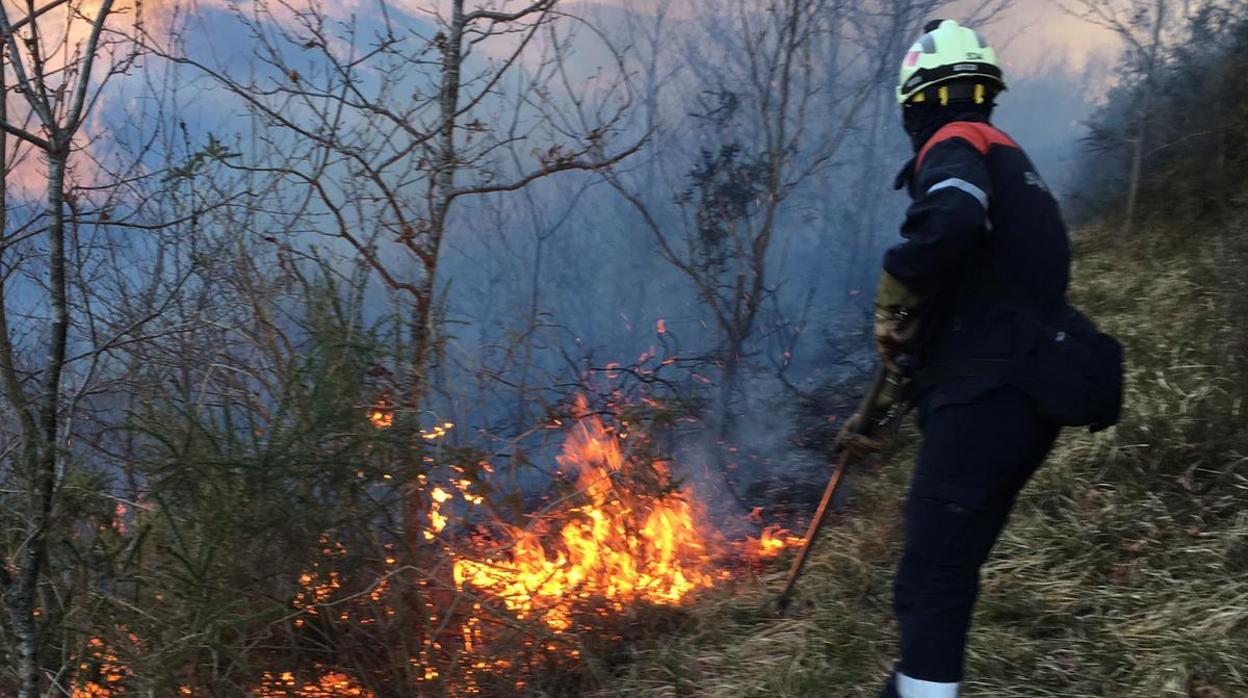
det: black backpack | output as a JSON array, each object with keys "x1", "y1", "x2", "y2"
[
  {"x1": 1014, "y1": 305, "x2": 1124, "y2": 432},
  {"x1": 918, "y1": 304, "x2": 1124, "y2": 432}
]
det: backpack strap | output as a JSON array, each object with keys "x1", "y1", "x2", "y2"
[{"x1": 916, "y1": 121, "x2": 1018, "y2": 172}]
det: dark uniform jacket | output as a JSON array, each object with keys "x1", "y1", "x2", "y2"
[{"x1": 887, "y1": 118, "x2": 1072, "y2": 413}]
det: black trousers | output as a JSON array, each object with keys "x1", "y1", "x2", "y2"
[{"x1": 894, "y1": 386, "x2": 1059, "y2": 683}]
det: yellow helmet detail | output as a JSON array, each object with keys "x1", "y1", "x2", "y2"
[{"x1": 896, "y1": 19, "x2": 1006, "y2": 105}]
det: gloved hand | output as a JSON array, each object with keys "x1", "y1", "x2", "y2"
[
  {"x1": 837, "y1": 412, "x2": 890, "y2": 459},
  {"x1": 837, "y1": 369, "x2": 907, "y2": 459},
  {"x1": 874, "y1": 308, "x2": 920, "y2": 372},
  {"x1": 873, "y1": 271, "x2": 922, "y2": 372}
]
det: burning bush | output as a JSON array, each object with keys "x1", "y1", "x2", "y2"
[
  {"x1": 261, "y1": 393, "x2": 799, "y2": 696},
  {"x1": 452, "y1": 395, "x2": 718, "y2": 632},
  {"x1": 66, "y1": 388, "x2": 799, "y2": 698}
]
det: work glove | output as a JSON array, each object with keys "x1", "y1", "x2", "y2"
[
  {"x1": 873, "y1": 271, "x2": 922, "y2": 372},
  {"x1": 837, "y1": 368, "x2": 907, "y2": 459},
  {"x1": 837, "y1": 412, "x2": 889, "y2": 459}
]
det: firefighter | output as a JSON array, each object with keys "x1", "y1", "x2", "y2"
[{"x1": 849, "y1": 19, "x2": 1073, "y2": 698}]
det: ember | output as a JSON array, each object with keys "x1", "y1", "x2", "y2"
[
  {"x1": 72, "y1": 638, "x2": 128, "y2": 698},
  {"x1": 257, "y1": 670, "x2": 374, "y2": 697},
  {"x1": 367, "y1": 404, "x2": 395, "y2": 429}
]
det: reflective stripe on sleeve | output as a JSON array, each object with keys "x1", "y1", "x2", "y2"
[
  {"x1": 927, "y1": 177, "x2": 988, "y2": 209},
  {"x1": 897, "y1": 672, "x2": 960, "y2": 698}
]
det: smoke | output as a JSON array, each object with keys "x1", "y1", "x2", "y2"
[
  {"x1": 425, "y1": 0, "x2": 1122, "y2": 518},
  {"x1": 2, "y1": 0, "x2": 1124, "y2": 517}
]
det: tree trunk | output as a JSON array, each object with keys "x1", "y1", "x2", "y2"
[
  {"x1": 1123, "y1": 0, "x2": 1167, "y2": 237},
  {"x1": 1122, "y1": 115, "x2": 1145, "y2": 237},
  {"x1": 14, "y1": 145, "x2": 70, "y2": 698},
  {"x1": 404, "y1": 0, "x2": 462, "y2": 563},
  {"x1": 716, "y1": 342, "x2": 741, "y2": 449},
  {"x1": 402, "y1": 3, "x2": 464, "y2": 690},
  {"x1": 416, "y1": 0, "x2": 464, "y2": 404},
  {"x1": 711, "y1": 332, "x2": 752, "y2": 509}
]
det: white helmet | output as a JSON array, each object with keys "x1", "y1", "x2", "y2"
[{"x1": 896, "y1": 19, "x2": 1006, "y2": 105}]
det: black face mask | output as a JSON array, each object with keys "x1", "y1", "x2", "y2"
[{"x1": 902, "y1": 101, "x2": 994, "y2": 152}]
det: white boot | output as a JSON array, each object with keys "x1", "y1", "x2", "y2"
[{"x1": 895, "y1": 672, "x2": 960, "y2": 698}]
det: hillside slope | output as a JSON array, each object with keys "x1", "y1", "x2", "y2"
[{"x1": 592, "y1": 220, "x2": 1248, "y2": 698}]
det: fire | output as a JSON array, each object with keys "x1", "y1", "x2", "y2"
[
  {"x1": 425, "y1": 486, "x2": 452, "y2": 541},
  {"x1": 368, "y1": 408, "x2": 394, "y2": 429},
  {"x1": 749, "y1": 524, "x2": 805, "y2": 559},
  {"x1": 452, "y1": 395, "x2": 715, "y2": 631},
  {"x1": 72, "y1": 395, "x2": 802, "y2": 696},
  {"x1": 422, "y1": 422, "x2": 454, "y2": 440},
  {"x1": 257, "y1": 670, "x2": 375, "y2": 697},
  {"x1": 71, "y1": 636, "x2": 134, "y2": 698}
]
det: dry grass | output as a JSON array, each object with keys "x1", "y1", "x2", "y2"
[{"x1": 574, "y1": 220, "x2": 1248, "y2": 698}]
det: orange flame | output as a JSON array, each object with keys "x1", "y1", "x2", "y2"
[
  {"x1": 452, "y1": 395, "x2": 714, "y2": 631},
  {"x1": 368, "y1": 408, "x2": 394, "y2": 429},
  {"x1": 748, "y1": 524, "x2": 804, "y2": 560},
  {"x1": 425, "y1": 486, "x2": 452, "y2": 541},
  {"x1": 257, "y1": 670, "x2": 374, "y2": 697},
  {"x1": 75, "y1": 394, "x2": 801, "y2": 695},
  {"x1": 421, "y1": 422, "x2": 454, "y2": 440}
]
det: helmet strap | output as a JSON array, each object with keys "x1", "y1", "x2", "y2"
[
  {"x1": 901, "y1": 85, "x2": 996, "y2": 151},
  {"x1": 908, "y1": 81, "x2": 998, "y2": 107}
]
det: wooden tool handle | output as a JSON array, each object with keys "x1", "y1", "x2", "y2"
[{"x1": 776, "y1": 364, "x2": 890, "y2": 611}]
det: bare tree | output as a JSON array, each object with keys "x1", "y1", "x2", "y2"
[
  {"x1": 608, "y1": 0, "x2": 871, "y2": 489},
  {"x1": 0, "y1": 0, "x2": 151, "y2": 693},
  {"x1": 138, "y1": 0, "x2": 644, "y2": 682},
  {"x1": 1061, "y1": 0, "x2": 1194, "y2": 235}
]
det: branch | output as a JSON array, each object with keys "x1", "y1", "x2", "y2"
[
  {"x1": 0, "y1": 3, "x2": 55, "y2": 129},
  {"x1": 464, "y1": 0, "x2": 557, "y2": 24},
  {"x1": 0, "y1": 121, "x2": 50, "y2": 151},
  {"x1": 454, "y1": 2, "x2": 555, "y2": 123},
  {"x1": 66, "y1": 0, "x2": 118, "y2": 132},
  {"x1": 602, "y1": 170, "x2": 733, "y2": 336},
  {"x1": 68, "y1": 192, "x2": 249, "y2": 231},
  {"x1": 1055, "y1": 0, "x2": 1149, "y2": 55},
  {"x1": 1, "y1": 0, "x2": 69, "y2": 34},
  {"x1": 446, "y1": 138, "x2": 645, "y2": 204},
  {"x1": 220, "y1": 160, "x2": 424, "y2": 298},
  {"x1": 0, "y1": 235, "x2": 37, "y2": 440}
]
